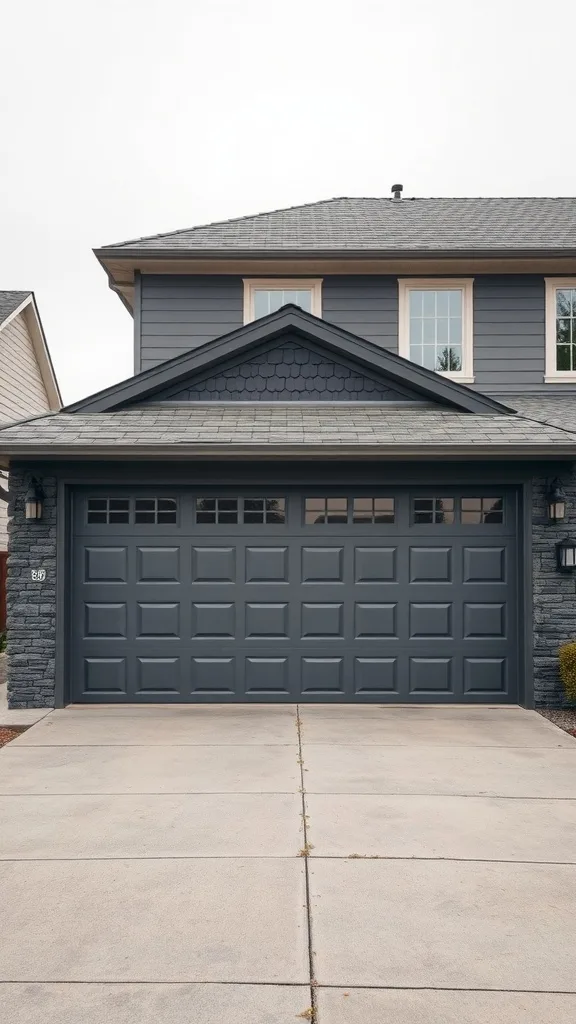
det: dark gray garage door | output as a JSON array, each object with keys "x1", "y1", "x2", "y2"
[{"x1": 70, "y1": 486, "x2": 518, "y2": 703}]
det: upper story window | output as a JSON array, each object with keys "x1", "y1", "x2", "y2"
[
  {"x1": 545, "y1": 279, "x2": 576, "y2": 381},
  {"x1": 398, "y1": 279, "x2": 474, "y2": 383},
  {"x1": 243, "y1": 279, "x2": 322, "y2": 323}
]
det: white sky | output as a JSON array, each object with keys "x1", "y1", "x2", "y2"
[{"x1": 1, "y1": 0, "x2": 575, "y2": 403}]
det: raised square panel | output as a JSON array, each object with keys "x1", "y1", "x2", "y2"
[
  {"x1": 464, "y1": 658, "x2": 506, "y2": 693},
  {"x1": 83, "y1": 658, "x2": 126, "y2": 693},
  {"x1": 84, "y1": 547, "x2": 127, "y2": 583},
  {"x1": 464, "y1": 603, "x2": 506, "y2": 638},
  {"x1": 245, "y1": 603, "x2": 288, "y2": 638},
  {"x1": 301, "y1": 658, "x2": 344, "y2": 693},
  {"x1": 354, "y1": 658, "x2": 398, "y2": 693},
  {"x1": 410, "y1": 603, "x2": 452, "y2": 638},
  {"x1": 84, "y1": 603, "x2": 127, "y2": 639},
  {"x1": 410, "y1": 547, "x2": 452, "y2": 583},
  {"x1": 137, "y1": 547, "x2": 179, "y2": 582},
  {"x1": 464, "y1": 546, "x2": 506, "y2": 583},
  {"x1": 192, "y1": 603, "x2": 235, "y2": 638},
  {"x1": 137, "y1": 603, "x2": 180, "y2": 638},
  {"x1": 301, "y1": 603, "x2": 343, "y2": 638},
  {"x1": 192, "y1": 547, "x2": 235, "y2": 583},
  {"x1": 355, "y1": 547, "x2": 396, "y2": 583},
  {"x1": 302, "y1": 547, "x2": 343, "y2": 583},
  {"x1": 409, "y1": 657, "x2": 452, "y2": 693},
  {"x1": 245, "y1": 547, "x2": 288, "y2": 583},
  {"x1": 354, "y1": 603, "x2": 397, "y2": 638},
  {"x1": 245, "y1": 658, "x2": 290, "y2": 694},
  {"x1": 136, "y1": 658, "x2": 180, "y2": 693},
  {"x1": 190, "y1": 658, "x2": 235, "y2": 693}
]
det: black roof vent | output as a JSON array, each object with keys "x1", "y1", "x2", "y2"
[{"x1": 391, "y1": 183, "x2": 403, "y2": 200}]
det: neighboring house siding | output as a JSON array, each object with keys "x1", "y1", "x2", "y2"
[
  {"x1": 139, "y1": 274, "x2": 554, "y2": 392},
  {"x1": 0, "y1": 311, "x2": 51, "y2": 548},
  {"x1": 0, "y1": 312, "x2": 50, "y2": 420}
]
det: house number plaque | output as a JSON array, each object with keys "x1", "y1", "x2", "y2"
[{"x1": 31, "y1": 569, "x2": 46, "y2": 581}]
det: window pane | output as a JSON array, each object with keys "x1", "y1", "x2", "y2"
[
  {"x1": 296, "y1": 290, "x2": 313, "y2": 311},
  {"x1": 253, "y1": 287, "x2": 312, "y2": 319},
  {"x1": 422, "y1": 291, "x2": 436, "y2": 316},
  {"x1": 409, "y1": 318, "x2": 423, "y2": 345},
  {"x1": 134, "y1": 511, "x2": 155, "y2": 524},
  {"x1": 135, "y1": 499, "x2": 155, "y2": 512},
  {"x1": 87, "y1": 511, "x2": 107, "y2": 524},
  {"x1": 436, "y1": 291, "x2": 450, "y2": 316},
  {"x1": 483, "y1": 498, "x2": 503, "y2": 523},
  {"x1": 557, "y1": 345, "x2": 572, "y2": 371},
  {"x1": 219, "y1": 499, "x2": 238, "y2": 512},
  {"x1": 109, "y1": 512, "x2": 130, "y2": 524},
  {"x1": 413, "y1": 497, "x2": 454, "y2": 524},
  {"x1": 88, "y1": 499, "x2": 106, "y2": 511},
  {"x1": 158, "y1": 499, "x2": 177, "y2": 512},
  {"x1": 557, "y1": 290, "x2": 572, "y2": 317},
  {"x1": 196, "y1": 498, "x2": 215, "y2": 511},
  {"x1": 409, "y1": 290, "x2": 423, "y2": 316},
  {"x1": 253, "y1": 291, "x2": 270, "y2": 318},
  {"x1": 109, "y1": 499, "x2": 130, "y2": 511},
  {"x1": 196, "y1": 512, "x2": 216, "y2": 524},
  {"x1": 422, "y1": 317, "x2": 435, "y2": 343},
  {"x1": 244, "y1": 499, "x2": 264, "y2": 512},
  {"x1": 448, "y1": 317, "x2": 462, "y2": 345}
]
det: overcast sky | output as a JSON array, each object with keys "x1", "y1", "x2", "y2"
[{"x1": 1, "y1": 0, "x2": 575, "y2": 403}]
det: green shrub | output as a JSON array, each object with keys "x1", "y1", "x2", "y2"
[{"x1": 558, "y1": 642, "x2": 576, "y2": 702}]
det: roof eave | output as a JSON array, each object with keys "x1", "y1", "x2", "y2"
[
  {"x1": 95, "y1": 246, "x2": 576, "y2": 261},
  {"x1": 2, "y1": 443, "x2": 576, "y2": 465}
]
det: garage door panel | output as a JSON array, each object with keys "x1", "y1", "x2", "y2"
[{"x1": 71, "y1": 487, "x2": 519, "y2": 703}]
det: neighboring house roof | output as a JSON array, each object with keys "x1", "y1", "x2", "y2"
[
  {"x1": 97, "y1": 196, "x2": 576, "y2": 255},
  {"x1": 0, "y1": 290, "x2": 32, "y2": 325},
  {"x1": 0, "y1": 399, "x2": 575, "y2": 459},
  {"x1": 0, "y1": 291, "x2": 62, "y2": 410},
  {"x1": 63, "y1": 305, "x2": 511, "y2": 416}
]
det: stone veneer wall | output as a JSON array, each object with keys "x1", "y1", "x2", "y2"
[
  {"x1": 4, "y1": 463, "x2": 576, "y2": 708},
  {"x1": 533, "y1": 468, "x2": 576, "y2": 706},
  {"x1": 6, "y1": 467, "x2": 57, "y2": 708}
]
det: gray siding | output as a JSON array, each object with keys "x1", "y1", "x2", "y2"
[
  {"x1": 322, "y1": 276, "x2": 399, "y2": 351},
  {"x1": 138, "y1": 273, "x2": 559, "y2": 393},
  {"x1": 140, "y1": 275, "x2": 243, "y2": 370},
  {"x1": 472, "y1": 276, "x2": 546, "y2": 392}
]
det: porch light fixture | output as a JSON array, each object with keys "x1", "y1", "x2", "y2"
[
  {"x1": 547, "y1": 478, "x2": 566, "y2": 523},
  {"x1": 25, "y1": 477, "x2": 45, "y2": 520},
  {"x1": 556, "y1": 536, "x2": 576, "y2": 572}
]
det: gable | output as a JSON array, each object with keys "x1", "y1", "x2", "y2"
[
  {"x1": 0, "y1": 311, "x2": 51, "y2": 422},
  {"x1": 65, "y1": 305, "x2": 513, "y2": 415},
  {"x1": 147, "y1": 336, "x2": 425, "y2": 403}
]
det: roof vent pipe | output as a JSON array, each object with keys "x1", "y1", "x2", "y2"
[{"x1": 391, "y1": 184, "x2": 403, "y2": 200}]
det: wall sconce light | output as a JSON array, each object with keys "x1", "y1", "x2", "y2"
[
  {"x1": 547, "y1": 478, "x2": 566, "y2": 523},
  {"x1": 25, "y1": 477, "x2": 45, "y2": 520},
  {"x1": 556, "y1": 536, "x2": 576, "y2": 572}
]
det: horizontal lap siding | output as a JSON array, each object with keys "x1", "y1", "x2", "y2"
[
  {"x1": 0, "y1": 313, "x2": 50, "y2": 421},
  {"x1": 140, "y1": 276, "x2": 243, "y2": 370},
  {"x1": 322, "y1": 276, "x2": 398, "y2": 351},
  {"x1": 473, "y1": 277, "x2": 546, "y2": 391}
]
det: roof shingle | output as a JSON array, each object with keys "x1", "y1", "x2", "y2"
[
  {"x1": 100, "y1": 197, "x2": 576, "y2": 254},
  {"x1": 1, "y1": 398, "x2": 576, "y2": 455},
  {"x1": 0, "y1": 291, "x2": 30, "y2": 326}
]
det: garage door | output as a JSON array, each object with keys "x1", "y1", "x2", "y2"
[{"x1": 70, "y1": 487, "x2": 518, "y2": 703}]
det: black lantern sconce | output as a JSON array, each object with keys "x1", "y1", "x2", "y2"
[
  {"x1": 556, "y1": 536, "x2": 576, "y2": 572},
  {"x1": 25, "y1": 477, "x2": 45, "y2": 521},
  {"x1": 547, "y1": 478, "x2": 566, "y2": 523}
]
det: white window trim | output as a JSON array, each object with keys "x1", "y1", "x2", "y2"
[
  {"x1": 544, "y1": 278, "x2": 576, "y2": 382},
  {"x1": 398, "y1": 278, "x2": 475, "y2": 383},
  {"x1": 243, "y1": 278, "x2": 323, "y2": 324}
]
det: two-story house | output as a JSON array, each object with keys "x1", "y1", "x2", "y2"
[{"x1": 2, "y1": 192, "x2": 576, "y2": 709}]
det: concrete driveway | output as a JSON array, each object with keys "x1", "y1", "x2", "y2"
[{"x1": 0, "y1": 704, "x2": 576, "y2": 1023}]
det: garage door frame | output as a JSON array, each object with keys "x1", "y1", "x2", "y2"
[{"x1": 54, "y1": 465, "x2": 534, "y2": 708}]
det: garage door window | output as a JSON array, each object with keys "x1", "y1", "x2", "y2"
[
  {"x1": 243, "y1": 498, "x2": 285, "y2": 524},
  {"x1": 413, "y1": 497, "x2": 455, "y2": 524},
  {"x1": 87, "y1": 498, "x2": 130, "y2": 524},
  {"x1": 352, "y1": 497, "x2": 395, "y2": 524},
  {"x1": 461, "y1": 497, "x2": 503, "y2": 524},
  {"x1": 305, "y1": 497, "x2": 348, "y2": 524},
  {"x1": 134, "y1": 498, "x2": 177, "y2": 525}
]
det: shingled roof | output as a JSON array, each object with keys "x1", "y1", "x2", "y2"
[
  {"x1": 0, "y1": 290, "x2": 31, "y2": 326},
  {"x1": 1, "y1": 397, "x2": 575, "y2": 458},
  {"x1": 99, "y1": 197, "x2": 576, "y2": 254}
]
